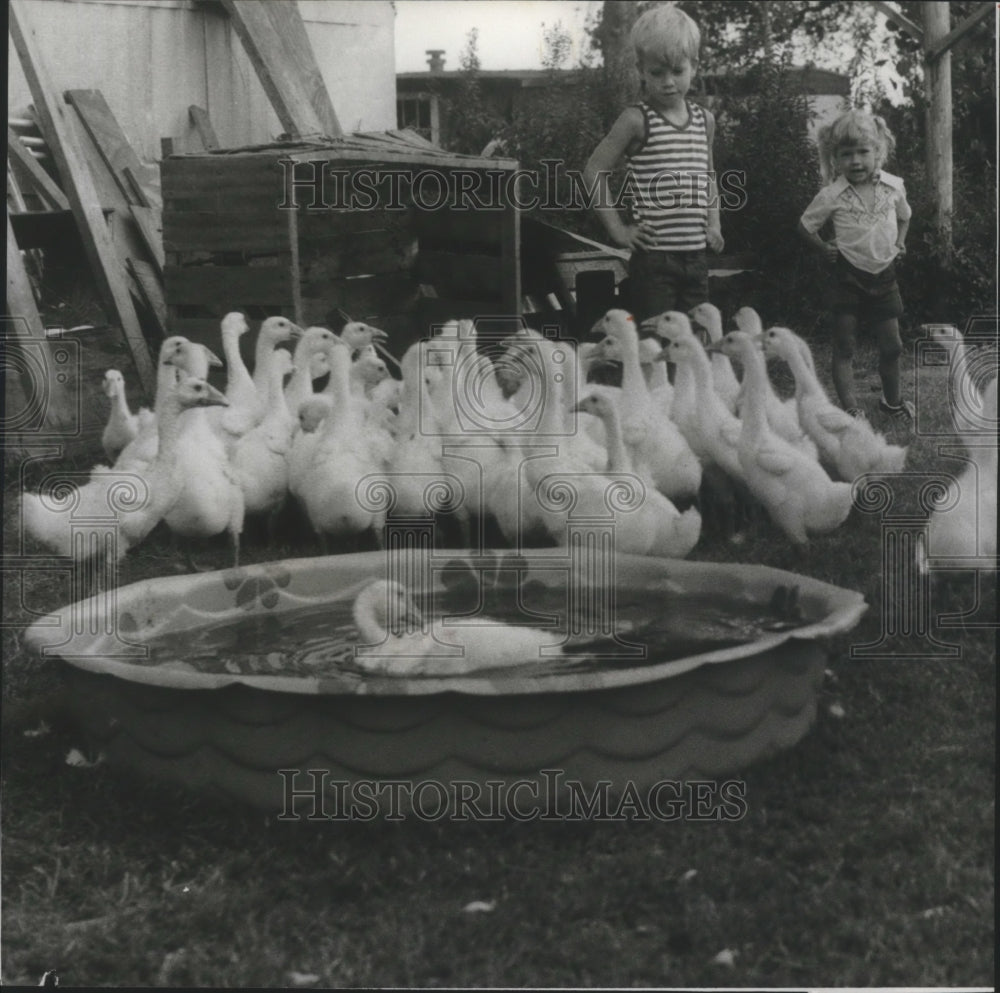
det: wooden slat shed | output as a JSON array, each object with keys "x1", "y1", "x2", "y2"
[
  {"x1": 6, "y1": 0, "x2": 397, "y2": 166},
  {"x1": 161, "y1": 134, "x2": 523, "y2": 355}
]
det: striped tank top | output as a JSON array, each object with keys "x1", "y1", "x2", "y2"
[{"x1": 625, "y1": 101, "x2": 710, "y2": 251}]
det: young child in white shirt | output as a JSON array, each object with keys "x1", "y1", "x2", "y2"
[{"x1": 799, "y1": 110, "x2": 913, "y2": 429}]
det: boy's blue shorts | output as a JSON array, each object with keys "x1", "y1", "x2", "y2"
[
  {"x1": 830, "y1": 255, "x2": 904, "y2": 324},
  {"x1": 627, "y1": 248, "x2": 709, "y2": 322}
]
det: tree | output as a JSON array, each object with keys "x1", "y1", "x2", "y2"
[
  {"x1": 593, "y1": 1, "x2": 639, "y2": 119},
  {"x1": 440, "y1": 29, "x2": 505, "y2": 155}
]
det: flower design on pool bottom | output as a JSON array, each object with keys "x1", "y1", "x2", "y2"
[
  {"x1": 438, "y1": 552, "x2": 549, "y2": 622},
  {"x1": 222, "y1": 564, "x2": 293, "y2": 611}
]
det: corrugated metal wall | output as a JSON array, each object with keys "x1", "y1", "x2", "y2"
[{"x1": 7, "y1": 0, "x2": 397, "y2": 164}]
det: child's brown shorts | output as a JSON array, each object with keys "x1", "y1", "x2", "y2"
[{"x1": 829, "y1": 255, "x2": 904, "y2": 324}]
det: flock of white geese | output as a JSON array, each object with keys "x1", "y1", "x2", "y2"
[{"x1": 20, "y1": 306, "x2": 995, "y2": 586}]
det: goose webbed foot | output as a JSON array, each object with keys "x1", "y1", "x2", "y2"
[{"x1": 172, "y1": 534, "x2": 213, "y2": 573}]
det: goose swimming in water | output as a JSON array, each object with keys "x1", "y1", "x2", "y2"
[{"x1": 351, "y1": 580, "x2": 562, "y2": 676}]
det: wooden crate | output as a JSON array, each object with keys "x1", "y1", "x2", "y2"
[{"x1": 160, "y1": 133, "x2": 521, "y2": 359}]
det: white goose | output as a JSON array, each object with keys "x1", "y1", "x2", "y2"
[
  {"x1": 478, "y1": 340, "x2": 554, "y2": 547},
  {"x1": 687, "y1": 302, "x2": 742, "y2": 413},
  {"x1": 22, "y1": 375, "x2": 230, "y2": 561},
  {"x1": 100, "y1": 369, "x2": 152, "y2": 462},
  {"x1": 283, "y1": 328, "x2": 342, "y2": 509},
  {"x1": 352, "y1": 580, "x2": 562, "y2": 676},
  {"x1": 290, "y1": 340, "x2": 384, "y2": 547},
  {"x1": 284, "y1": 326, "x2": 339, "y2": 420},
  {"x1": 159, "y1": 343, "x2": 245, "y2": 568},
  {"x1": 340, "y1": 320, "x2": 389, "y2": 353},
  {"x1": 920, "y1": 326, "x2": 997, "y2": 569},
  {"x1": 423, "y1": 326, "x2": 509, "y2": 545},
  {"x1": 732, "y1": 307, "x2": 818, "y2": 459},
  {"x1": 592, "y1": 309, "x2": 701, "y2": 502},
  {"x1": 571, "y1": 386, "x2": 702, "y2": 558},
  {"x1": 710, "y1": 331, "x2": 853, "y2": 544},
  {"x1": 382, "y1": 341, "x2": 453, "y2": 522},
  {"x1": 248, "y1": 316, "x2": 303, "y2": 422},
  {"x1": 231, "y1": 348, "x2": 296, "y2": 524},
  {"x1": 760, "y1": 325, "x2": 907, "y2": 480},
  {"x1": 637, "y1": 336, "x2": 674, "y2": 418},
  {"x1": 924, "y1": 323, "x2": 992, "y2": 441},
  {"x1": 218, "y1": 312, "x2": 257, "y2": 435},
  {"x1": 651, "y1": 313, "x2": 744, "y2": 480},
  {"x1": 113, "y1": 337, "x2": 222, "y2": 472}
]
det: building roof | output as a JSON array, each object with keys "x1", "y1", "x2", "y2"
[{"x1": 397, "y1": 65, "x2": 850, "y2": 96}]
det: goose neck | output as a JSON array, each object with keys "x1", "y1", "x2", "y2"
[
  {"x1": 737, "y1": 346, "x2": 770, "y2": 433},
  {"x1": 155, "y1": 396, "x2": 188, "y2": 455},
  {"x1": 110, "y1": 386, "x2": 132, "y2": 420},
  {"x1": 617, "y1": 332, "x2": 644, "y2": 394},
  {"x1": 222, "y1": 332, "x2": 247, "y2": 373},
  {"x1": 782, "y1": 341, "x2": 822, "y2": 397},
  {"x1": 600, "y1": 400, "x2": 630, "y2": 473},
  {"x1": 353, "y1": 588, "x2": 386, "y2": 643}
]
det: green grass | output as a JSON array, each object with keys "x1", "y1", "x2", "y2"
[{"x1": 2, "y1": 332, "x2": 994, "y2": 987}]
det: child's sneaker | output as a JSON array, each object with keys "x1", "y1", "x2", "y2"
[
  {"x1": 878, "y1": 398, "x2": 915, "y2": 429},
  {"x1": 845, "y1": 406, "x2": 868, "y2": 422}
]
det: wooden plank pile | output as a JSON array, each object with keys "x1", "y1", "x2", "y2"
[{"x1": 7, "y1": 1, "x2": 164, "y2": 452}]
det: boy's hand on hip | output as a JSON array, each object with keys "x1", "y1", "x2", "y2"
[
  {"x1": 895, "y1": 244, "x2": 907, "y2": 260},
  {"x1": 707, "y1": 227, "x2": 725, "y2": 253},
  {"x1": 618, "y1": 221, "x2": 657, "y2": 251},
  {"x1": 823, "y1": 242, "x2": 839, "y2": 263}
]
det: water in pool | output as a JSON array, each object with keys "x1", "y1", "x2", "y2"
[{"x1": 138, "y1": 575, "x2": 810, "y2": 680}]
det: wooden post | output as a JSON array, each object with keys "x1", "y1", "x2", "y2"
[
  {"x1": 922, "y1": 1, "x2": 953, "y2": 252},
  {"x1": 8, "y1": 1, "x2": 157, "y2": 397}
]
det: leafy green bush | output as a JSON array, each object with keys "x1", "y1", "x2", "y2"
[{"x1": 711, "y1": 59, "x2": 827, "y2": 328}]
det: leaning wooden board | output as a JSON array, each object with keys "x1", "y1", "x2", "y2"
[
  {"x1": 64, "y1": 90, "x2": 158, "y2": 208},
  {"x1": 219, "y1": 0, "x2": 342, "y2": 139},
  {"x1": 9, "y1": 2, "x2": 156, "y2": 395}
]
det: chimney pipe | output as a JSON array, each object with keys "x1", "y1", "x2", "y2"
[{"x1": 426, "y1": 49, "x2": 446, "y2": 71}]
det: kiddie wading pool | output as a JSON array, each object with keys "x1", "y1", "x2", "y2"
[{"x1": 24, "y1": 549, "x2": 867, "y2": 817}]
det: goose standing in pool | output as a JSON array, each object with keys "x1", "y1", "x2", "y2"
[
  {"x1": 351, "y1": 580, "x2": 562, "y2": 676},
  {"x1": 709, "y1": 331, "x2": 853, "y2": 544}
]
